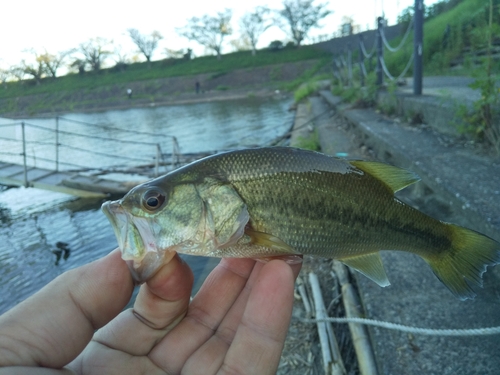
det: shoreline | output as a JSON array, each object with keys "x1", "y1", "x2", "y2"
[
  {"x1": 0, "y1": 59, "x2": 321, "y2": 119},
  {"x1": 2, "y1": 86, "x2": 287, "y2": 120}
]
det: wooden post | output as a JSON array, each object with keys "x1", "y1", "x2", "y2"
[
  {"x1": 333, "y1": 262, "x2": 378, "y2": 375},
  {"x1": 309, "y1": 272, "x2": 346, "y2": 375}
]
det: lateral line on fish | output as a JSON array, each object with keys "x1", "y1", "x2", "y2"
[{"x1": 298, "y1": 316, "x2": 500, "y2": 336}]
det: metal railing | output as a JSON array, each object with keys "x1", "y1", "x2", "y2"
[
  {"x1": 332, "y1": 0, "x2": 424, "y2": 94},
  {"x1": 0, "y1": 116, "x2": 181, "y2": 187}
]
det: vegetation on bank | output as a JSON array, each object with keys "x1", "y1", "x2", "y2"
[
  {"x1": 0, "y1": 46, "x2": 330, "y2": 100},
  {"x1": 385, "y1": 0, "x2": 499, "y2": 76},
  {"x1": 326, "y1": 0, "x2": 500, "y2": 154},
  {"x1": 3, "y1": 0, "x2": 499, "y2": 153}
]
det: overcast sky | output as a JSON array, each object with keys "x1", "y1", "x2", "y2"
[{"x1": 0, "y1": 0, "x2": 435, "y2": 68}]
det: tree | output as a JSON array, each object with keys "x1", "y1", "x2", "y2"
[
  {"x1": 9, "y1": 66, "x2": 25, "y2": 82},
  {"x1": 229, "y1": 37, "x2": 252, "y2": 52},
  {"x1": 69, "y1": 59, "x2": 87, "y2": 75},
  {"x1": 163, "y1": 48, "x2": 185, "y2": 59},
  {"x1": 112, "y1": 44, "x2": 132, "y2": 72},
  {"x1": 39, "y1": 50, "x2": 71, "y2": 78},
  {"x1": 0, "y1": 68, "x2": 9, "y2": 88},
  {"x1": 177, "y1": 9, "x2": 232, "y2": 60},
  {"x1": 20, "y1": 50, "x2": 47, "y2": 84},
  {"x1": 276, "y1": 0, "x2": 331, "y2": 47},
  {"x1": 78, "y1": 37, "x2": 111, "y2": 72},
  {"x1": 240, "y1": 6, "x2": 271, "y2": 56},
  {"x1": 127, "y1": 29, "x2": 163, "y2": 67}
]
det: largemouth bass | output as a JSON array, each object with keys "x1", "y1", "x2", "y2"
[{"x1": 102, "y1": 147, "x2": 500, "y2": 300}]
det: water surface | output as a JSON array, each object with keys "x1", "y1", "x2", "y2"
[{"x1": 0, "y1": 96, "x2": 294, "y2": 314}]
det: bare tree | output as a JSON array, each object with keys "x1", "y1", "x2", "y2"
[
  {"x1": 69, "y1": 59, "x2": 87, "y2": 75},
  {"x1": 277, "y1": 0, "x2": 331, "y2": 47},
  {"x1": 177, "y1": 9, "x2": 232, "y2": 60},
  {"x1": 9, "y1": 66, "x2": 25, "y2": 82},
  {"x1": 39, "y1": 50, "x2": 71, "y2": 78},
  {"x1": 240, "y1": 6, "x2": 271, "y2": 56},
  {"x1": 22, "y1": 61, "x2": 45, "y2": 84},
  {"x1": 229, "y1": 37, "x2": 252, "y2": 52},
  {"x1": 128, "y1": 29, "x2": 163, "y2": 67},
  {"x1": 112, "y1": 44, "x2": 132, "y2": 72},
  {"x1": 0, "y1": 68, "x2": 9, "y2": 88},
  {"x1": 78, "y1": 37, "x2": 111, "y2": 72},
  {"x1": 20, "y1": 50, "x2": 47, "y2": 84},
  {"x1": 163, "y1": 48, "x2": 185, "y2": 59}
]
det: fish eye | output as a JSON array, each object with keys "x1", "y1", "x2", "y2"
[{"x1": 142, "y1": 188, "x2": 166, "y2": 211}]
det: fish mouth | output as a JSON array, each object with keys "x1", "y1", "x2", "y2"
[{"x1": 101, "y1": 200, "x2": 175, "y2": 282}]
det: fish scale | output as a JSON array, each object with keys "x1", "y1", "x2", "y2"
[{"x1": 102, "y1": 147, "x2": 500, "y2": 300}]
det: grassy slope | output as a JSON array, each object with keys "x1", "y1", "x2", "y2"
[
  {"x1": 385, "y1": 0, "x2": 489, "y2": 75},
  {"x1": 3, "y1": 0, "x2": 486, "y2": 104},
  {"x1": 0, "y1": 46, "x2": 330, "y2": 100}
]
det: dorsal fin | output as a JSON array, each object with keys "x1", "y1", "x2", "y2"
[
  {"x1": 339, "y1": 252, "x2": 391, "y2": 287},
  {"x1": 350, "y1": 160, "x2": 420, "y2": 193}
]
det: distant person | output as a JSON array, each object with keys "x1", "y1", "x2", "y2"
[
  {"x1": 195, "y1": 81, "x2": 200, "y2": 94},
  {"x1": 127, "y1": 88, "x2": 132, "y2": 99}
]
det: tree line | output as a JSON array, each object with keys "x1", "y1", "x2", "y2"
[{"x1": 0, "y1": 0, "x2": 330, "y2": 85}]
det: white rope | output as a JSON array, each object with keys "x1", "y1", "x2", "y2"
[
  {"x1": 360, "y1": 36, "x2": 377, "y2": 59},
  {"x1": 298, "y1": 316, "x2": 500, "y2": 336},
  {"x1": 379, "y1": 52, "x2": 414, "y2": 81},
  {"x1": 380, "y1": 18, "x2": 414, "y2": 53}
]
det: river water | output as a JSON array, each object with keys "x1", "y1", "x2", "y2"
[{"x1": 0, "y1": 96, "x2": 294, "y2": 314}]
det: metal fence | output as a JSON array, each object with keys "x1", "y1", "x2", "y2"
[
  {"x1": 332, "y1": 0, "x2": 424, "y2": 94},
  {"x1": 0, "y1": 116, "x2": 180, "y2": 187}
]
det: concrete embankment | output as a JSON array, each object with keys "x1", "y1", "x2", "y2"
[{"x1": 293, "y1": 83, "x2": 500, "y2": 375}]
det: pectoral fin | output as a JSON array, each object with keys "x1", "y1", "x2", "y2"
[
  {"x1": 339, "y1": 252, "x2": 391, "y2": 287},
  {"x1": 244, "y1": 227, "x2": 298, "y2": 254}
]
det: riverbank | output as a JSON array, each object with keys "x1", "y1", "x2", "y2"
[
  {"x1": 0, "y1": 59, "x2": 323, "y2": 119},
  {"x1": 287, "y1": 82, "x2": 500, "y2": 374}
]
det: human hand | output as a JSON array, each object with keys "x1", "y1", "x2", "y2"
[{"x1": 0, "y1": 250, "x2": 301, "y2": 374}]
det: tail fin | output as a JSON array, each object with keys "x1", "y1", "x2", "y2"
[{"x1": 425, "y1": 225, "x2": 500, "y2": 300}]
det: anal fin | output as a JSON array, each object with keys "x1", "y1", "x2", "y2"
[{"x1": 339, "y1": 252, "x2": 390, "y2": 287}]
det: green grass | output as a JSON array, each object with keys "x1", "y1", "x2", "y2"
[
  {"x1": 282, "y1": 59, "x2": 331, "y2": 92},
  {"x1": 294, "y1": 129, "x2": 321, "y2": 151},
  {"x1": 384, "y1": 0, "x2": 491, "y2": 76},
  {"x1": 1, "y1": 46, "x2": 331, "y2": 99},
  {"x1": 294, "y1": 81, "x2": 319, "y2": 102}
]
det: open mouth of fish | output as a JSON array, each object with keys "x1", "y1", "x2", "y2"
[{"x1": 101, "y1": 201, "x2": 176, "y2": 282}]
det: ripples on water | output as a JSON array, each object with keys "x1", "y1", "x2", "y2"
[
  {"x1": 0, "y1": 95, "x2": 294, "y2": 171},
  {"x1": 0, "y1": 96, "x2": 294, "y2": 314}
]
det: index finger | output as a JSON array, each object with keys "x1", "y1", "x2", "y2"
[{"x1": 87, "y1": 253, "x2": 194, "y2": 357}]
